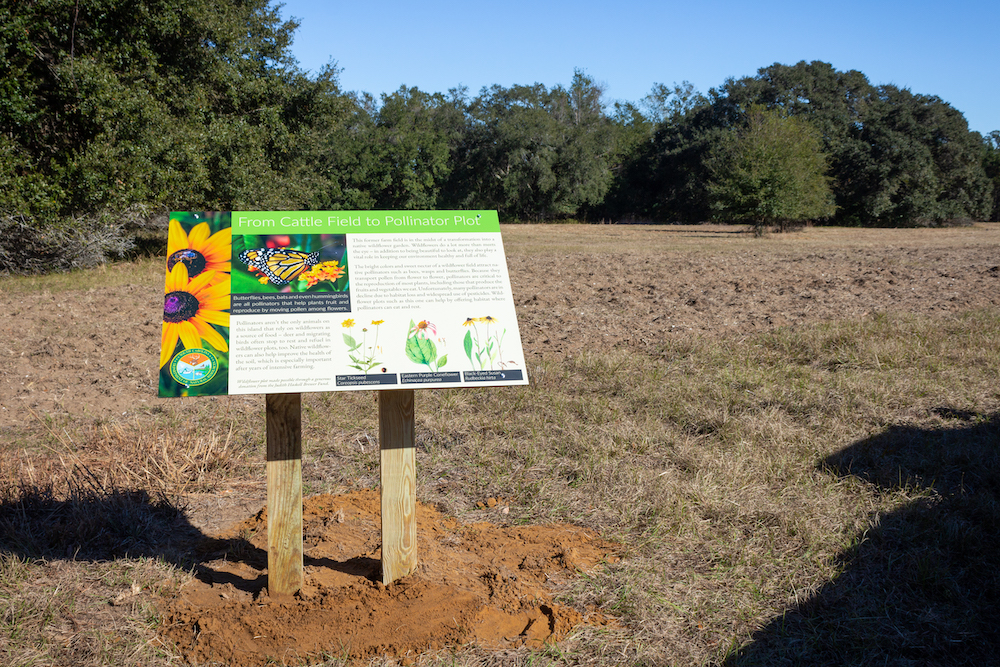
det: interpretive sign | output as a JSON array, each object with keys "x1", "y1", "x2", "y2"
[
  {"x1": 158, "y1": 210, "x2": 528, "y2": 398},
  {"x1": 158, "y1": 210, "x2": 527, "y2": 593}
]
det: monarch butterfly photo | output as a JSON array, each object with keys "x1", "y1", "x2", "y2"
[{"x1": 239, "y1": 247, "x2": 320, "y2": 285}]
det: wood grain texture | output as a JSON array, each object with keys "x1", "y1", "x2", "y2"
[
  {"x1": 378, "y1": 389, "x2": 417, "y2": 584},
  {"x1": 265, "y1": 392, "x2": 303, "y2": 600}
]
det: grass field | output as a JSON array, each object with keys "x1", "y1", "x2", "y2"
[{"x1": 1, "y1": 224, "x2": 999, "y2": 666}]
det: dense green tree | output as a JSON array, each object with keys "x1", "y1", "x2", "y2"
[
  {"x1": 706, "y1": 107, "x2": 835, "y2": 232},
  {"x1": 597, "y1": 100, "x2": 656, "y2": 220},
  {"x1": 719, "y1": 62, "x2": 991, "y2": 226},
  {"x1": 551, "y1": 69, "x2": 616, "y2": 218},
  {"x1": 452, "y1": 82, "x2": 562, "y2": 218},
  {"x1": 368, "y1": 86, "x2": 466, "y2": 209},
  {"x1": 311, "y1": 85, "x2": 468, "y2": 211},
  {"x1": 0, "y1": 0, "x2": 356, "y2": 269},
  {"x1": 725, "y1": 62, "x2": 871, "y2": 221},
  {"x1": 448, "y1": 70, "x2": 615, "y2": 220},
  {"x1": 307, "y1": 91, "x2": 383, "y2": 210},
  {"x1": 0, "y1": 0, "x2": 337, "y2": 215},
  {"x1": 598, "y1": 81, "x2": 719, "y2": 222},
  {"x1": 835, "y1": 86, "x2": 992, "y2": 225}
]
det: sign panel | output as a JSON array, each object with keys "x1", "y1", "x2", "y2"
[{"x1": 158, "y1": 211, "x2": 528, "y2": 397}]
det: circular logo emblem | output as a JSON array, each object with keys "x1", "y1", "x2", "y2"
[{"x1": 169, "y1": 348, "x2": 220, "y2": 387}]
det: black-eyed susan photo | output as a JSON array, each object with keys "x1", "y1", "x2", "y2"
[
  {"x1": 159, "y1": 212, "x2": 231, "y2": 397},
  {"x1": 234, "y1": 233, "x2": 348, "y2": 294}
]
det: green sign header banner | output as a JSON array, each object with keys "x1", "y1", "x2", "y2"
[{"x1": 232, "y1": 210, "x2": 499, "y2": 235}]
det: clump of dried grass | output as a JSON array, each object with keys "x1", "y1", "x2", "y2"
[
  {"x1": 83, "y1": 421, "x2": 243, "y2": 494},
  {"x1": 12, "y1": 413, "x2": 248, "y2": 496},
  {"x1": 0, "y1": 454, "x2": 184, "y2": 562}
]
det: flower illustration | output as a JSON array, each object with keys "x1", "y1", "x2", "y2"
[
  {"x1": 463, "y1": 315, "x2": 514, "y2": 371},
  {"x1": 264, "y1": 235, "x2": 291, "y2": 248},
  {"x1": 160, "y1": 263, "x2": 230, "y2": 367},
  {"x1": 415, "y1": 320, "x2": 437, "y2": 336},
  {"x1": 165, "y1": 218, "x2": 231, "y2": 279},
  {"x1": 343, "y1": 318, "x2": 384, "y2": 373},
  {"x1": 406, "y1": 319, "x2": 447, "y2": 372}
]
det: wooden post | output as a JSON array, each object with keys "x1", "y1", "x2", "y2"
[
  {"x1": 378, "y1": 389, "x2": 417, "y2": 584},
  {"x1": 265, "y1": 393, "x2": 303, "y2": 600}
]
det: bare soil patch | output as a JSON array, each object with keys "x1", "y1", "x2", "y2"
[
  {"x1": 507, "y1": 224, "x2": 1000, "y2": 358},
  {"x1": 2, "y1": 223, "x2": 999, "y2": 664},
  {"x1": 162, "y1": 491, "x2": 617, "y2": 665}
]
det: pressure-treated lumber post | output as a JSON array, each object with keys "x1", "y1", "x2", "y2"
[
  {"x1": 265, "y1": 392, "x2": 303, "y2": 600},
  {"x1": 378, "y1": 389, "x2": 417, "y2": 584}
]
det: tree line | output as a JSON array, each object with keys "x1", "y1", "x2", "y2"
[{"x1": 2, "y1": 0, "x2": 998, "y2": 270}]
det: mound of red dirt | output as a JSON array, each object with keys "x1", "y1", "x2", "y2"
[{"x1": 160, "y1": 490, "x2": 619, "y2": 665}]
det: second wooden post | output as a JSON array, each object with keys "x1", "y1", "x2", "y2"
[
  {"x1": 378, "y1": 389, "x2": 417, "y2": 584},
  {"x1": 266, "y1": 392, "x2": 303, "y2": 600}
]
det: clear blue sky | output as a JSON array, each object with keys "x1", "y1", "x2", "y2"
[{"x1": 276, "y1": 0, "x2": 998, "y2": 136}]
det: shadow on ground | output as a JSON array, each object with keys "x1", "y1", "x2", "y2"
[
  {"x1": 0, "y1": 476, "x2": 269, "y2": 591},
  {"x1": 727, "y1": 409, "x2": 1000, "y2": 666},
  {"x1": 0, "y1": 476, "x2": 388, "y2": 598}
]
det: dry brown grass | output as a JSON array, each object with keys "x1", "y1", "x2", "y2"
[
  {"x1": 1, "y1": 226, "x2": 999, "y2": 665},
  {"x1": 9, "y1": 418, "x2": 244, "y2": 493}
]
